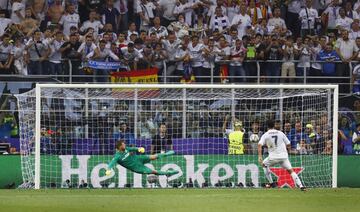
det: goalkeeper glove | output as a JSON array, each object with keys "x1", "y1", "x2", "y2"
[
  {"x1": 138, "y1": 147, "x2": 145, "y2": 153},
  {"x1": 105, "y1": 169, "x2": 112, "y2": 176}
]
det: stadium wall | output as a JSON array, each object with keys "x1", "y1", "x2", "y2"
[{"x1": 0, "y1": 155, "x2": 359, "y2": 188}]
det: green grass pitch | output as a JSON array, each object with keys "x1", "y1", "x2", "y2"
[{"x1": 0, "y1": 188, "x2": 359, "y2": 212}]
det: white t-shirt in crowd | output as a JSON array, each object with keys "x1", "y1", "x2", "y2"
[
  {"x1": 59, "y1": 13, "x2": 80, "y2": 36},
  {"x1": 11, "y1": 2, "x2": 25, "y2": 24},
  {"x1": 80, "y1": 20, "x2": 103, "y2": 38},
  {"x1": 324, "y1": 6, "x2": 340, "y2": 29},
  {"x1": 267, "y1": 17, "x2": 286, "y2": 29},
  {"x1": 336, "y1": 16, "x2": 354, "y2": 31},
  {"x1": 175, "y1": 48, "x2": 188, "y2": 70},
  {"x1": 299, "y1": 7, "x2": 318, "y2": 29},
  {"x1": 136, "y1": 2, "x2": 156, "y2": 26},
  {"x1": 227, "y1": 5, "x2": 240, "y2": 23},
  {"x1": 0, "y1": 18, "x2": 12, "y2": 36},
  {"x1": 335, "y1": 38, "x2": 358, "y2": 60},
  {"x1": 188, "y1": 42, "x2": 204, "y2": 67},
  {"x1": 231, "y1": 13, "x2": 252, "y2": 39}
]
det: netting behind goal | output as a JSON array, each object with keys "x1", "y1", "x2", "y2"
[{"x1": 15, "y1": 85, "x2": 336, "y2": 189}]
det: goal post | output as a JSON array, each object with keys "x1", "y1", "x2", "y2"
[{"x1": 16, "y1": 84, "x2": 338, "y2": 189}]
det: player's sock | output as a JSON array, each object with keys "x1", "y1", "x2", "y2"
[
  {"x1": 156, "y1": 150, "x2": 175, "y2": 159},
  {"x1": 263, "y1": 167, "x2": 273, "y2": 183},
  {"x1": 291, "y1": 172, "x2": 304, "y2": 188}
]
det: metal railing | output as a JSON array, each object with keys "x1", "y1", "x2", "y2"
[{"x1": 0, "y1": 59, "x2": 357, "y2": 94}]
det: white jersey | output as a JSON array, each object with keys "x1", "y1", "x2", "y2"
[
  {"x1": 59, "y1": 13, "x2": 80, "y2": 36},
  {"x1": 258, "y1": 129, "x2": 290, "y2": 159}
]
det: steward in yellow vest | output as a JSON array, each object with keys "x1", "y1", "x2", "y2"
[{"x1": 228, "y1": 121, "x2": 244, "y2": 154}]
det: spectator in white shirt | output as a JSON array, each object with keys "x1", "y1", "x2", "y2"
[
  {"x1": 350, "y1": 20, "x2": 360, "y2": 40},
  {"x1": 267, "y1": 7, "x2": 287, "y2": 34},
  {"x1": 336, "y1": 30, "x2": 358, "y2": 62},
  {"x1": 231, "y1": 4, "x2": 252, "y2": 39},
  {"x1": 174, "y1": 41, "x2": 190, "y2": 82},
  {"x1": 209, "y1": 7, "x2": 230, "y2": 33},
  {"x1": 206, "y1": 0, "x2": 227, "y2": 25},
  {"x1": 355, "y1": 0, "x2": 360, "y2": 15},
  {"x1": 13, "y1": 36, "x2": 27, "y2": 75},
  {"x1": 226, "y1": 0, "x2": 240, "y2": 24},
  {"x1": 0, "y1": 10, "x2": 12, "y2": 37},
  {"x1": 336, "y1": 7, "x2": 353, "y2": 32},
  {"x1": 121, "y1": 42, "x2": 143, "y2": 70},
  {"x1": 162, "y1": 33, "x2": 181, "y2": 82},
  {"x1": 80, "y1": 10, "x2": 103, "y2": 39},
  {"x1": 127, "y1": 22, "x2": 139, "y2": 41},
  {"x1": 281, "y1": 36, "x2": 296, "y2": 83},
  {"x1": 59, "y1": 4, "x2": 80, "y2": 37},
  {"x1": 77, "y1": 35, "x2": 97, "y2": 60},
  {"x1": 202, "y1": 38, "x2": 216, "y2": 83},
  {"x1": 10, "y1": 0, "x2": 25, "y2": 24},
  {"x1": 229, "y1": 39, "x2": 246, "y2": 83},
  {"x1": 335, "y1": 30, "x2": 358, "y2": 92},
  {"x1": 48, "y1": 31, "x2": 64, "y2": 76},
  {"x1": 148, "y1": 17, "x2": 168, "y2": 39},
  {"x1": 87, "y1": 39, "x2": 119, "y2": 82},
  {"x1": 173, "y1": 0, "x2": 195, "y2": 27},
  {"x1": 345, "y1": 1, "x2": 359, "y2": 20},
  {"x1": 158, "y1": 0, "x2": 177, "y2": 27},
  {"x1": 298, "y1": 0, "x2": 318, "y2": 36},
  {"x1": 137, "y1": 0, "x2": 157, "y2": 31},
  {"x1": 188, "y1": 35, "x2": 205, "y2": 83},
  {"x1": 214, "y1": 35, "x2": 230, "y2": 83},
  {"x1": 25, "y1": 30, "x2": 49, "y2": 75},
  {"x1": 0, "y1": 34, "x2": 14, "y2": 74},
  {"x1": 99, "y1": 23, "x2": 118, "y2": 43},
  {"x1": 323, "y1": 0, "x2": 340, "y2": 33}
]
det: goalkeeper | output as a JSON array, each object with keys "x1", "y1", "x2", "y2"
[{"x1": 106, "y1": 140, "x2": 179, "y2": 176}]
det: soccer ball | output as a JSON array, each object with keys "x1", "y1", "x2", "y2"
[
  {"x1": 147, "y1": 175, "x2": 159, "y2": 184},
  {"x1": 249, "y1": 134, "x2": 260, "y2": 143}
]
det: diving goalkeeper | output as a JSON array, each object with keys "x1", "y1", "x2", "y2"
[{"x1": 106, "y1": 140, "x2": 179, "y2": 176}]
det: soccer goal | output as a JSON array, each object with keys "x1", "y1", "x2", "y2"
[{"x1": 15, "y1": 84, "x2": 338, "y2": 189}]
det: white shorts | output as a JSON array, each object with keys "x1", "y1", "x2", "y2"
[{"x1": 263, "y1": 157, "x2": 292, "y2": 170}]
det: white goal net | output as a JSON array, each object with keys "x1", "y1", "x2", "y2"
[{"x1": 15, "y1": 84, "x2": 338, "y2": 189}]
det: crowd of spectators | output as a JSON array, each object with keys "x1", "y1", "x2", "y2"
[
  {"x1": 0, "y1": 0, "x2": 359, "y2": 90},
  {"x1": 1, "y1": 0, "x2": 360, "y2": 155}
]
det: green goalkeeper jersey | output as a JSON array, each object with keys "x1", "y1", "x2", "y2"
[{"x1": 107, "y1": 147, "x2": 140, "y2": 170}]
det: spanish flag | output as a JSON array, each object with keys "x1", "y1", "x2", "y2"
[
  {"x1": 111, "y1": 68, "x2": 158, "y2": 83},
  {"x1": 110, "y1": 68, "x2": 160, "y2": 99}
]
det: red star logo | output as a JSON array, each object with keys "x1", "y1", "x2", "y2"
[{"x1": 270, "y1": 167, "x2": 304, "y2": 188}]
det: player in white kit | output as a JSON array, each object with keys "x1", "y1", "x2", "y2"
[{"x1": 258, "y1": 120, "x2": 306, "y2": 191}]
